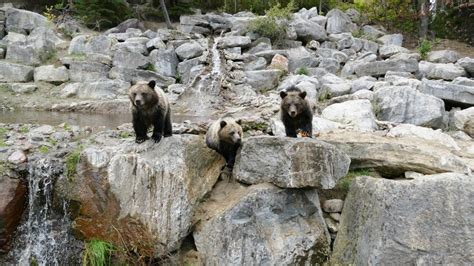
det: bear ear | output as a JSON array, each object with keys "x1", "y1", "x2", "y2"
[
  {"x1": 220, "y1": 121, "x2": 227, "y2": 128},
  {"x1": 148, "y1": 80, "x2": 156, "y2": 89},
  {"x1": 280, "y1": 91, "x2": 287, "y2": 99},
  {"x1": 235, "y1": 119, "x2": 242, "y2": 125},
  {"x1": 299, "y1": 91, "x2": 307, "y2": 99}
]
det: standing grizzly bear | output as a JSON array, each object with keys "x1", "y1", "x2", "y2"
[
  {"x1": 206, "y1": 116, "x2": 243, "y2": 169},
  {"x1": 129, "y1": 80, "x2": 172, "y2": 143},
  {"x1": 280, "y1": 87, "x2": 313, "y2": 138}
]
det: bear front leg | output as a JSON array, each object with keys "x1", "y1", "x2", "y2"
[
  {"x1": 164, "y1": 110, "x2": 173, "y2": 137},
  {"x1": 133, "y1": 112, "x2": 149, "y2": 143},
  {"x1": 152, "y1": 111, "x2": 165, "y2": 143},
  {"x1": 284, "y1": 124, "x2": 298, "y2": 138},
  {"x1": 300, "y1": 121, "x2": 313, "y2": 138}
]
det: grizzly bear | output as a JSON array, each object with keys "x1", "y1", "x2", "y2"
[
  {"x1": 206, "y1": 116, "x2": 243, "y2": 169},
  {"x1": 280, "y1": 87, "x2": 313, "y2": 138},
  {"x1": 129, "y1": 80, "x2": 172, "y2": 143}
]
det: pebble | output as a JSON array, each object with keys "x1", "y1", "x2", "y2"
[
  {"x1": 323, "y1": 199, "x2": 344, "y2": 213},
  {"x1": 8, "y1": 150, "x2": 27, "y2": 164}
]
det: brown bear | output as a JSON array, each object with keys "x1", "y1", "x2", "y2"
[
  {"x1": 128, "y1": 80, "x2": 172, "y2": 143},
  {"x1": 206, "y1": 116, "x2": 243, "y2": 169},
  {"x1": 280, "y1": 86, "x2": 313, "y2": 138}
]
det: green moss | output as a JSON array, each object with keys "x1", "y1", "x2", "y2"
[
  {"x1": 295, "y1": 67, "x2": 309, "y2": 76},
  {"x1": 417, "y1": 39, "x2": 432, "y2": 60},
  {"x1": 175, "y1": 73, "x2": 182, "y2": 84},
  {"x1": 145, "y1": 63, "x2": 155, "y2": 72},
  {"x1": 318, "y1": 90, "x2": 331, "y2": 102},
  {"x1": 0, "y1": 140, "x2": 6, "y2": 147},
  {"x1": 39, "y1": 145, "x2": 50, "y2": 153},
  {"x1": 82, "y1": 239, "x2": 115, "y2": 266},
  {"x1": 63, "y1": 123, "x2": 71, "y2": 131},
  {"x1": 19, "y1": 126, "x2": 29, "y2": 133},
  {"x1": 336, "y1": 168, "x2": 373, "y2": 193},
  {"x1": 0, "y1": 127, "x2": 7, "y2": 136},
  {"x1": 119, "y1": 131, "x2": 131, "y2": 138},
  {"x1": 49, "y1": 138, "x2": 58, "y2": 146},
  {"x1": 66, "y1": 146, "x2": 83, "y2": 181}
]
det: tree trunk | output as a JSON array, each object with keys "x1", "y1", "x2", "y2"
[
  {"x1": 159, "y1": 0, "x2": 173, "y2": 29},
  {"x1": 419, "y1": 0, "x2": 430, "y2": 38}
]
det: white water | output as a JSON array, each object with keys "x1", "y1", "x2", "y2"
[{"x1": 14, "y1": 159, "x2": 78, "y2": 266}]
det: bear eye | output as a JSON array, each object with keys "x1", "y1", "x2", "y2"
[{"x1": 132, "y1": 93, "x2": 136, "y2": 96}]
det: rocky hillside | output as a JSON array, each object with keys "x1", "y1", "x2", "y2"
[{"x1": 0, "y1": 5, "x2": 473, "y2": 265}]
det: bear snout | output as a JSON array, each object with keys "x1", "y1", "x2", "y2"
[{"x1": 135, "y1": 99, "x2": 142, "y2": 106}]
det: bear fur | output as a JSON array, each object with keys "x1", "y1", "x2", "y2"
[
  {"x1": 129, "y1": 80, "x2": 172, "y2": 143},
  {"x1": 280, "y1": 87, "x2": 313, "y2": 138},
  {"x1": 206, "y1": 116, "x2": 243, "y2": 169}
]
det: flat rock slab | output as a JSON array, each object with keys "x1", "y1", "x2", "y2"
[
  {"x1": 234, "y1": 136, "x2": 351, "y2": 189},
  {"x1": 318, "y1": 130, "x2": 472, "y2": 176},
  {"x1": 332, "y1": 173, "x2": 474, "y2": 265},
  {"x1": 194, "y1": 182, "x2": 331, "y2": 265}
]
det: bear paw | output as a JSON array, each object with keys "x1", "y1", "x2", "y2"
[
  {"x1": 135, "y1": 136, "x2": 149, "y2": 143},
  {"x1": 152, "y1": 133, "x2": 162, "y2": 143}
]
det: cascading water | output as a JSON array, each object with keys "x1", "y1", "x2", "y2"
[{"x1": 10, "y1": 158, "x2": 80, "y2": 265}]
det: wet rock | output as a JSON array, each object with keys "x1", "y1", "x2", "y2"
[
  {"x1": 34, "y1": 65, "x2": 69, "y2": 84},
  {"x1": 456, "y1": 57, "x2": 474, "y2": 76},
  {"x1": 420, "y1": 78, "x2": 474, "y2": 106},
  {"x1": 244, "y1": 69, "x2": 282, "y2": 92},
  {"x1": 0, "y1": 61, "x2": 34, "y2": 82},
  {"x1": 149, "y1": 48, "x2": 179, "y2": 77},
  {"x1": 377, "y1": 33, "x2": 403, "y2": 46},
  {"x1": 7, "y1": 150, "x2": 27, "y2": 164},
  {"x1": 332, "y1": 174, "x2": 473, "y2": 265},
  {"x1": 388, "y1": 124, "x2": 459, "y2": 150},
  {"x1": 218, "y1": 36, "x2": 251, "y2": 48},
  {"x1": 373, "y1": 86, "x2": 445, "y2": 128},
  {"x1": 322, "y1": 100, "x2": 377, "y2": 131},
  {"x1": 355, "y1": 59, "x2": 418, "y2": 77},
  {"x1": 323, "y1": 199, "x2": 344, "y2": 213},
  {"x1": 318, "y1": 130, "x2": 471, "y2": 176},
  {"x1": 234, "y1": 136, "x2": 351, "y2": 189},
  {"x1": 0, "y1": 176, "x2": 27, "y2": 253},
  {"x1": 59, "y1": 135, "x2": 223, "y2": 256},
  {"x1": 175, "y1": 41, "x2": 204, "y2": 60},
  {"x1": 194, "y1": 183, "x2": 331, "y2": 265},
  {"x1": 452, "y1": 107, "x2": 474, "y2": 137},
  {"x1": 326, "y1": 9, "x2": 356, "y2": 34},
  {"x1": 427, "y1": 50, "x2": 460, "y2": 63},
  {"x1": 5, "y1": 8, "x2": 48, "y2": 34}
]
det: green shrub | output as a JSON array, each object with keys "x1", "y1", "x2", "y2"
[
  {"x1": 418, "y1": 39, "x2": 432, "y2": 60},
  {"x1": 65, "y1": 146, "x2": 83, "y2": 180},
  {"x1": 248, "y1": 1, "x2": 296, "y2": 44},
  {"x1": 296, "y1": 67, "x2": 308, "y2": 75},
  {"x1": 82, "y1": 239, "x2": 115, "y2": 266},
  {"x1": 73, "y1": 0, "x2": 132, "y2": 30}
]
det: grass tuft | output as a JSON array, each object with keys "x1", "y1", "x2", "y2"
[
  {"x1": 82, "y1": 239, "x2": 115, "y2": 266},
  {"x1": 66, "y1": 146, "x2": 83, "y2": 180}
]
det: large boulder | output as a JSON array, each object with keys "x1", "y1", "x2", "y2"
[
  {"x1": 291, "y1": 17, "x2": 327, "y2": 42},
  {"x1": 175, "y1": 41, "x2": 204, "y2": 60},
  {"x1": 5, "y1": 8, "x2": 49, "y2": 34},
  {"x1": 452, "y1": 107, "x2": 474, "y2": 137},
  {"x1": 388, "y1": 124, "x2": 459, "y2": 150},
  {"x1": 5, "y1": 27, "x2": 58, "y2": 66},
  {"x1": 194, "y1": 182, "x2": 331, "y2": 265},
  {"x1": 234, "y1": 136, "x2": 351, "y2": 189},
  {"x1": 109, "y1": 67, "x2": 175, "y2": 86},
  {"x1": 373, "y1": 86, "x2": 445, "y2": 128},
  {"x1": 58, "y1": 135, "x2": 223, "y2": 256},
  {"x1": 332, "y1": 174, "x2": 473, "y2": 265},
  {"x1": 217, "y1": 36, "x2": 251, "y2": 48},
  {"x1": 61, "y1": 79, "x2": 129, "y2": 99},
  {"x1": 34, "y1": 65, "x2": 69, "y2": 84},
  {"x1": 149, "y1": 48, "x2": 179, "y2": 77},
  {"x1": 377, "y1": 33, "x2": 403, "y2": 46},
  {"x1": 326, "y1": 9, "x2": 356, "y2": 34},
  {"x1": 287, "y1": 46, "x2": 318, "y2": 73},
  {"x1": 244, "y1": 69, "x2": 282, "y2": 92},
  {"x1": 420, "y1": 78, "x2": 474, "y2": 106},
  {"x1": 419, "y1": 61, "x2": 466, "y2": 81},
  {"x1": 68, "y1": 61, "x2": 111, "y2": 82},
  {"x1": 0, "y1": 61, "x2": 34, "y2": 82},
  {"x1": 0, "y1": 176, "x2": 27, "y2": 253},
  {"x1": 112, "y1": 50, "x2": 149, "y2": 69},
  {"x1": 355, "y1": 59, "x2": 418, "y2": 77},
  {"x1": 318, "y1": 130, "x2": 471, "y2": 176},
  {"x1": 456, "y1": 57, "x2": 474, "y2": 76},
  {"x1": 427, "y1": 50, "x2": 460, "y2": 63},
  {"x1": 321, "y1": 100, "x2": 377, "y2": 131}
]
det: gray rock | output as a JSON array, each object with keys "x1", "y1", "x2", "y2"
[
  {"x1": 244, "y1": 56, "x2": 267, "y2": 71},
  {"x1": 377, "y1": 33, "x2": 403, "y2": 46},
  {"x1": 350, "y1": 76, "x2": 376, "y2": 93},
  {"x1": 218, "y1": 36, "x2": 251, "y2": 48},
  {"x1": 310, "y1": 15, "x2": 328, "y2": 27},
  {"x1": 345, "y1": 8, "x2": 360, "y2": 23},
  {"x1": 379, "y1": 45, "x2": 409, "y2": 59},
  {"x1": 453, "y1": 77, "x2": 474, "y2": 86},
  {"x1": 319, "y1": 58, "x2": 340, "y2": 74},
  {"x1": 330, "y1": 212, "x2": 341, "y2": 222},
  {"x1": 427, "y1": 50, "x2": 460, "y2": 63},
  {"x1": 109, "y1": 67, "x2": 175, "y2": 86},
  {"x1": 332, "y1": 174, "x2": 473, "y2": 265},
  {"x1": 355, "y1": 59, "x2": 418, "y2": 77},
  {"x1": 68, "y1": 62, "x2": 111, "y2": 82},
  {"x1": 34, "y1": 65, "x2": 69, "y2": 84},
  {"x1": 9, "y1": 83, "x2": 37, "y2": 94},
  {"x1": 7, "y1": 150, "x2": 27, "y2": 164},
  {"x1": 318, "y1": 131, "x2": 471, "y2": 175},
  {"x1": 326, "y1": 9, "x2": 356, "y2": 34},
  {"x1": 61, "y1": 79, "x2": 129, "y2": 99},
  {"x1": 5, "y1": 8, "x2": 48, "y2": 34},
  {"x1": 362, "y1": 39, "x2": 379, "y2": 54},
  {"x1": 177, "y1": 57, "x2": 206, "y2": 84},
  {"x1": 388, "y1": 124, "x2": 459, "y2": 150},
  {"x1": 419, "y1": 61, "x2": 467, "y2": 80},
  {"x1": 194, "y1": 183, "x2": 330, "y2": 265},
  {"x1": 104, "y1": 18, "x2": 145, "y2": 34},
  {"x1": 287, "y1": 46, "x2": 318, "y2": 73},
  {"x1": 234, "y1": 136, "x2": 351, "y2": 189},
  {"x1": 111, "y1": 41, "x2": 147, "y2": 55},
  {"x1": 175, "y1": 41, "x2": 204, "y2": 60},
  {"x1": 291, "y1": 17, "x2": 327, "y2": 42},
  {"x1": 248, "y1": 39, "x2": 272, "y2": 54},
  {"x1": 456, "y1": 57, "x2": 474, "y2": 76},
  {"x1": 0, "y1": 61, "x2": 34, "y2": 82},
  {"x1": 244, "y1": 69, "x2": 282, "y2": 92},
  {"x1": 323, "y1": 199, "x2": 344, "y2": 213},
  {"x1": 373, "y1": 86, "x2": 445, "y2": 128},
  {"x1": 420, "y1": 78, "x2": 474, "y2": 106},
  {"x1": 113, "y1": 50, "x2": 149, "y2": 69},
  {"x1": 362, "y1": 25, "x2": 385, "y2": 38},
  {"x1": 149, "y1": 48, "x2": 179, "y2": 77},
  {"x1": 322, "y1": 100, "x2": 377, "y2": 131},
  {"x1": 452, "y1": 107, "x2": 474, "y2": 137},
  {"x1": 3, "y1": 31, "x2": 26, "y2": 43}
]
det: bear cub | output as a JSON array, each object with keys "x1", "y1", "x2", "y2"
[
  {"x1": 206, "y1": 116, "x2": 243, "y2": 169},
  {"x1": 129, "y1": 80, "x2": 172, "y2": 143},
  {"x1": 280, "y1": 87, "x2": 313, "y2": 138}
]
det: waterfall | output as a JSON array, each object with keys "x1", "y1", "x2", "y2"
[{"x1": 10, "y1": 158, "x2": 80, "y2": 266}]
